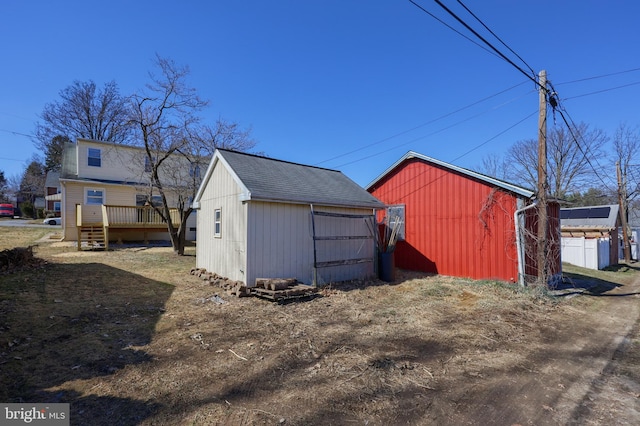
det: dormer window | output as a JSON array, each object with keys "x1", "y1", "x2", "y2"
[{"x1": 88, "y1": 148, "x2": 101, "y2": 167}]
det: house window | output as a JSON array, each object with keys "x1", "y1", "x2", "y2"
[
  {"x1": 387, "y1": 205, "x2": 405, "y2": 241},
  {"x1": 136, "y1": 194, "x2": 163, "y2": 207},
  {"x1": 54, "y1": 202, "x2": 61, "y2": 212},
  {"x1": 144, "y1": 156, "x2": 158, "y2": 173},
  {"x1": 88, "y1": 148, "x2": 101, "y2": 167},
  {"x1": 86, "y1": 188, "x2": 105, "y2": 205},
  {"x1": 214, "y1": 208, "x2": 222, "y2": 238}
]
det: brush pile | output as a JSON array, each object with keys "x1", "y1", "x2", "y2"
[
  {"x1": 0, "y1": 246, "x2": 45, "y2": 274},
  {"x1": 371, "y1": 215, "x2": 403, "y2": 253}
]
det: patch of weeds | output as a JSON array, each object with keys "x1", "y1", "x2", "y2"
[
  {"x1": 420, "y1": 283, "x2": 454, "y2": 298},
  {"x1": 376, "y1": 309, "x2": 397, "y2": 318}
]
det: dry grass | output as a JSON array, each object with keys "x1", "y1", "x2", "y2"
[
  {"x1": 0, "y1": 227, "x2": 638, "y2": 425},
  {"x1": 0, "y1": 226, "x2": 52, "y2": 250}
]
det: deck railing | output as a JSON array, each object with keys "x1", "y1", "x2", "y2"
[
  {"x1": 75, "y1": 204, "x2": 180, "y2": 228},
  {"x1": 104, "y1": 205, "x2": 180, "y2": 227}
]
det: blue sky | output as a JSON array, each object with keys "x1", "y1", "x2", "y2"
[{"x1": 1, "y1": 1, "x2": 639, "y2": 188}]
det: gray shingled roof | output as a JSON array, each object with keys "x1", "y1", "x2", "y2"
[{"x1": 218, "y1": 149, "x2": 384, "y2": 209}]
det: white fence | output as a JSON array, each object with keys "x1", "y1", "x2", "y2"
[{"x1": 561, "y1": 237, "x2": 610, "y2": 270}]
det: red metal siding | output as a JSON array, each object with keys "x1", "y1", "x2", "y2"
[{"x1": 370, "y1": 158, "x2": 520, "y2": 282}]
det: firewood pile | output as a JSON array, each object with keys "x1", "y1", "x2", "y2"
[
  {"x1": 0, "y1": 246, "x2": 45, "y2": 274},
  {"x1": 252, "y1": 278, "x2": 318, "y2": 302},
  {"x1": 189, "y1": 268, "x2": 318, "y2": 302}
]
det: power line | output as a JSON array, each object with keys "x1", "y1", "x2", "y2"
[
  {"x1": 551, "y1": 100, "x2": 616, "y2": 192},
  {"x1": 424, "y1": 0, "x2": 540, "y2": 88},
  {"x1": 563, "y1": 80, "x2": 640, "y2": 101},
  {"x1": 315, "y1": 80, "x2": 530, "y2": 166},
  {"x1": 0, "y1": 128, "x2": 35, "y2": 139},
  {"x1": 556, "y1": 67, "x2": 640, "y2": 85},
  {"x1": 407, "y1": 0, "x2": 500, "y2": 60},
  {"x1": 454, "y1": 0, "x2": 536, "y2": 77},
  {"x1": 0, "y1": 156, "x2": 28, "y2": 163},
  {"x1": 378, "y1": 110, "x2": 538, "y2": 204},
  {"x1": 335, "y1": 91, "x2": 535, "y2": 169}
]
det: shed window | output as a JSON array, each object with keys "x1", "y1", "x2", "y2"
[
  {"x1": 86, "y1": 188, "x2": 104, "y2": 205},
  {"x1": 214, "y1": 208, "x2": 222, "y2": 238},
  {"x1": 88, "y1": 148, "x2": 101, "y2": 167},
  {"x1": 387, "y1": 205, "x2": 405, "y2": 241}
]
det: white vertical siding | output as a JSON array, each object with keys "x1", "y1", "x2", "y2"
[
  {"x1": 245, "y1": 203, "x2": 376, "y2": 286},
  {"x1": 247, "y1": 202, "x2": 314, "y2": 286},
  {"x1": 196, "y1": 162, "x2": 247, "y2": 282}
]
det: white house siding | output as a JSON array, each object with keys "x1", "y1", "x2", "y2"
[
  {"x1": 76, "y1": 141, "x2": 145, "y2": 183},
  {"x1": 245, "y1": 203, "x2": 376, "y2": 286},
  {"x1": 76, "y1": 139, "x2": 199, "y2": 188},
  {"x1": 196, "y1": 162, "x2": 248, "y2": 282}
]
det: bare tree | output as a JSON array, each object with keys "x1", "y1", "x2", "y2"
[
  {"x1": 0, "y1": 171, "x2": 8, "y2": 203},
  {"x1": 506, "y1": 122, "x2": 609, "y2": 198},
  {"x1": 612, "y1": 123, "x2": 640, "y2": 260},
  {"x1": 613, "y1": 123, "x2": 640, "y2": 201},
  {"x1": 477, "y1": 153, "x2": 510, "y2": 180},
  {"x1": 128, "y1": 55, "x2": 257, "y2": 255},
  {"x1": 34, "y1": 80, "x2": 132, "y2": 169},
  {"x1": 19, "y1": 156, "x2": 46, "y2": 218}
]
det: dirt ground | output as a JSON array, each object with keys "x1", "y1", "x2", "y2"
[{"x1": 1, "y1": 231, "x2": 639, "y2": 425}]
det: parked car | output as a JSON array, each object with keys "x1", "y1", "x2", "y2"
[
  {"x1": 43, "y1": 217, "x2": 62, "y2": 226},
  {"x1": 0, "y1": 204, "x2": 14, "y2": 218}
]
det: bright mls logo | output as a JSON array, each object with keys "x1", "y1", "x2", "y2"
[{"x1": 1, "y1": 404, "x2": 69, "y2": 425}]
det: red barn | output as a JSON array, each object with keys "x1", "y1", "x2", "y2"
[{"x1": 367, "y1": 151, "x2": 561, "y2": 285}]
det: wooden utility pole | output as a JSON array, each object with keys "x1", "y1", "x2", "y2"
[
  {"x1": 537, "y1": 70, "x2": 548, "y2": 285},
  {"x1": 617, "y1": 161, "x2": 631, "y2": 263}
]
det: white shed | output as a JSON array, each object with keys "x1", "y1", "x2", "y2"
[{"x1": 193, "y1": 149, "x2": 385, "y2": 287}]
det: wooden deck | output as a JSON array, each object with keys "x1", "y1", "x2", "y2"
[{"x1": 75, "y1": 204, "x2": 180, "y2": 250}]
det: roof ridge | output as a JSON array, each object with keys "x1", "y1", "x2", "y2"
[{"x1": 217, "y1": 148, "x2": 342, "y2": 173}]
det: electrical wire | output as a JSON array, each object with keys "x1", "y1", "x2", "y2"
[
  {"x1": 376, "y1": 110, "x2": 538, "y2": 205},
  {"x1": 552, "y1": 101, "x2": 616, "y2": 192},
  {"x1": 563, "y1": 81, "x2": 640, "y2": 101},
  {"x1": 556, "y1": 67, "x2": 640, "y2": 85},
  {"x1": 425, "y1": 0, "x2": 541, "y2": 88},
  {"x1": 314, "y1": 80, "x2": 530, "y2": 166},
  {"x1": 455, "y1": 0, "x2": 536, "y2": 77},
  {"x1": 407, "y1": 0, "x2": 500, "y2": 60},
  {"x1": 334, "y1": 90, "x2": 535, "y2": 169},
  {"x1": 0, "y1": 128, "x2": 35, "y2": 139}
]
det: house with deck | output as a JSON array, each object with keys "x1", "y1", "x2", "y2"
[
  {"x1": 59, "y1": 138, "x2": 198, "y2": 249},
  {"x1": 193, "y1": 149, "x2": 385, "y2": 287}
]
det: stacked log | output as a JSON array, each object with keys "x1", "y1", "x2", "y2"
[{"x1": 255, "y1": 278, "x2": 297, "y2": 291}]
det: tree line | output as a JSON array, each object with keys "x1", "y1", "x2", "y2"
[{"x1": 480, "y1": 122, "x2": 640, "y2": 213}]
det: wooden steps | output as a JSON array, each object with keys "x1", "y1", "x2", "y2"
[{"x1": 77, "y1": 225, "x2": 106, "y2": 250}]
